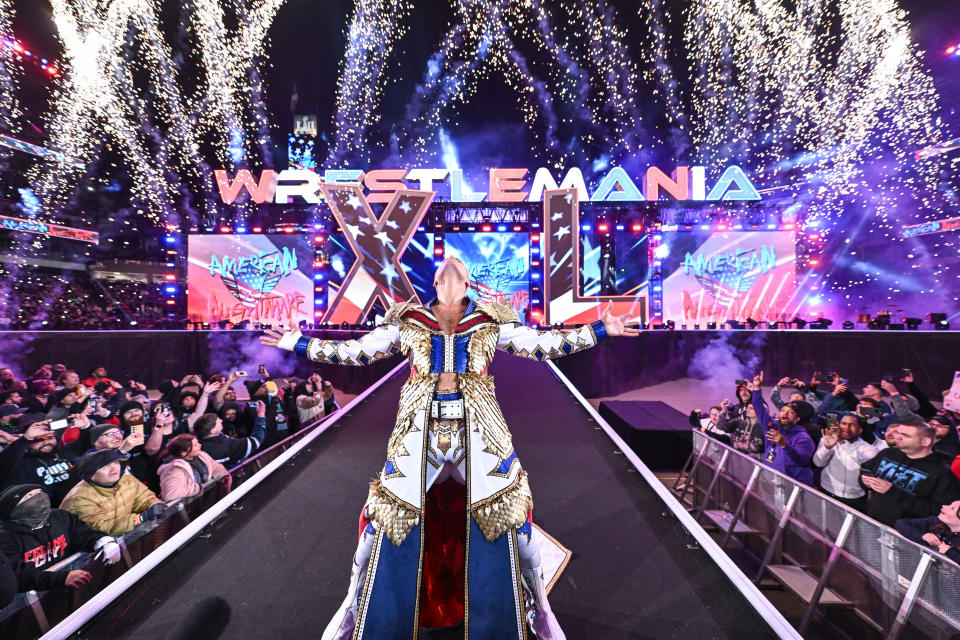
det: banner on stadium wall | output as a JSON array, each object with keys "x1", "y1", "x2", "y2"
[
  {"x1": 659, "y1": 230, "x2": 797, "y2": 325},
  {"x1": 186, "y1": 234, "x2": 314, "y2": 325},
  {"x1": 0, "y1": 214, "x2": 99, "y2": 244}
]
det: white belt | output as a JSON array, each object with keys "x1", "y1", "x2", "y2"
[{"x1": 430, "y1": 398, "x2": 464, "y2": 420}]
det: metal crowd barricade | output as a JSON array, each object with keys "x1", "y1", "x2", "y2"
[
  {"x1": 678, "y1": 430, "x2": 960, "y2": 639},
  {"x1": 0, "y1": 410, "x2": 331, "y2": 639}
]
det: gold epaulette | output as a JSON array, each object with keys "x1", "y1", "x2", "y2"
[
  {"x1": 475, "y1": 300, "x2": 520, "y2": 325},
  {"x1": 381, "y1": 299, "x2": 416, "y2": 326}
]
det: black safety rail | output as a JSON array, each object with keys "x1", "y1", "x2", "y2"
[{"x1": 0, "y1": 413, "x2": 329, "y2": 639}]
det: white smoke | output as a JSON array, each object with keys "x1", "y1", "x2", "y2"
[
  {"x1": 0, "y1": 333, "x2": 36, "y2": 379},
  {"x1": 687, "y1": 332, "x2": 767, "y2": 391},
  {"x1": 206, "y1": 331, "x2": 300, "y2": 381}
]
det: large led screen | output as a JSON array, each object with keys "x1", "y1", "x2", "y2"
[
  {"x1": 187, "y1": 234, "x2": 314, "y2": 325},
  {"x1": 444, "y1": 232, "x2": 531, "y2": 323},
  {"x1": 660, "y1": 230, "x2": 797, "y2": 325},
  {"x1": 579, "y1": 229, "x2": 650, "y2": 297}
]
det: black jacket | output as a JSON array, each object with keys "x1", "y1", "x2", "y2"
[
  {"x1": 861, "y1": 449, "x2": 960, "y2": 526},
  {"x1": 894, "y1": 515, "x2": 960, "y2": 564},
  {"x1": 246, "y1": 396, "x2": 289, "y2": 448},
  {"x1": 906, "y1": 381, "x2": 938, "y2": 420},
  {"x1": 0, "y1": 509, "x2": 104, "y2": 590},
  {"x1": 0, "y1": 550, "x2": 15, "y2": 607},
  {"x1": 0, "y1": 438, "x2": 76, "y2": 506},
  {"x1": 934, "y1": 430, "x2": 960, "y2": 463},
  {"x1": 200, "y1": 416, "x2": 267, "y2": 468}
]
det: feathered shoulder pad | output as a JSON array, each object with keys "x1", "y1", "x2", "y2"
[
  {"x1": 381, "y1": 300, "x2": 416, "y2": 326},
  {"x1": 475, "y1": 301, "x2": 521, "y2": 325}
]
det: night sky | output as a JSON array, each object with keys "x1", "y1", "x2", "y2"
[{"x1": 9, "y1": 0, "x2": 960, "y2": 165}]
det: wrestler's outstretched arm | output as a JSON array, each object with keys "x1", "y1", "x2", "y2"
[
  {"x1": 261, "y1": 319, "x2": 401, "y2": 366},
  {"x1": 496, "y1": 301, "x2": 640, "y2": 360}
]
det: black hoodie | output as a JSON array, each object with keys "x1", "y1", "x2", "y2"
[
  {"x1": 0, "y1": 437, "x2": 76, "y2": 506},
  {"x1": 861, "y1": 448, "x2": 960, "y2": 526},
  {"x1": 0, "y1": 485, "x2": 105, "y2": 590}
]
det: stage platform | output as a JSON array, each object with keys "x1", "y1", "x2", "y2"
[
  {"x1": 597, "y1": 401, "x2": 692, "y2": 470},
  {"x1": 76, "y1": 354, "x2": 777, "y2": 639}
]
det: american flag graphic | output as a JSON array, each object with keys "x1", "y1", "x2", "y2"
[{"x1": 220, "y1": 265, "x2": 283, "y2": 309}]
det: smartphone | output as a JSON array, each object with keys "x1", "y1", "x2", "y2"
[
  {"x1": 900, "y1": 368, "x2": 912, "y2": 379},
  {"x1": 50, "y1": 417, "x2": 74, "y2": 430},
  {"x1": 860, "y1": 468, "x2": 876, "y2": 478},
  {"x1": 839, "y1": 378, "x2": 849, "y2": 386},
  {"x1": 826, "y1": 414, "x2": 838, "y2": 428},
  {"x1": 156, "y1": 402, "x2": 171, "y2": 415},
  {"x1": 860, "y1": 406, "x2": 880, "y2": 418},
  {"x1": 235, "y1": 370, "x2": 248, "y2": 377},
  {"x1": 735, "y1": 379, "x2": 748, "y2": 386},
  {"x1": 882, "y1": 374, "x2": 895, "y2": 384},
  {"x1": 258, "y1": 364, "x2": 265, "y2": 375},
  {"x1": 130, "y1": 421, "x2": 144, "y2": 438},
  {"x1": 88, "y1": 396, "x2": 99, "y2": 412}
]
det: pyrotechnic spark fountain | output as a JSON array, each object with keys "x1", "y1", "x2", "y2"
[
  {"x1": 28, "y1": 0, "x2": 286, "y2": 227},
  {"x1": 330, "y1": 0, "x2": 644, "y2": 169},
  {"x1": 0, "y1": 0, "x2": 951, "y2": 321}
]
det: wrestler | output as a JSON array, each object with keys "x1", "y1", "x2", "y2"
[{"x1": 261, "y1": 257, "x2": 638, "y2": 639}]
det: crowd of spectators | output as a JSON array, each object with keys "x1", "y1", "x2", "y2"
[
  {"x1": 0, "y1": 360, "x2": 339, "y2": 609},
  {"x1": 0, "y1": 269, "x2": 171, "y2": 330},
  {"x1": 690, "y1": 369, "x2": 960, "y2": 564}
]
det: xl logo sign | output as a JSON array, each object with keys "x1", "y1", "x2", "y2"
[
  {"x1": 317, "y1": 184, "x2": 644, "y2": 326},
  {"x1": 319, "y1": 183, "x2": 434, "y2": 323}
]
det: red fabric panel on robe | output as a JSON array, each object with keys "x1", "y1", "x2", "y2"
[{"x1": 419, "y1": 477, "x2": 466, "y2": 627}]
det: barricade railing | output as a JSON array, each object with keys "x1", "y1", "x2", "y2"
[
  {"x1": 0, "y1": 409, "x2": 335, "y2": 639},
  {"x1": 677, "y1": 430, "x2": 960, "y2": 639}
]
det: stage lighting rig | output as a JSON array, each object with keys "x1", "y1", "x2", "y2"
[
  {"x1": 868, "y1": 311, "x2": 891, "y2": 330},
  {"x1": 810, "y1": 318, "x2": 833, "y2": 329},
  {"x1": 792, "y1": 317, "x2": 807, "y2": 329},
  {"x1": 903, "y1": 317, "x2": 922, "y2": 330},
  {"x1": 927, "y1": 313, "x2": 947, "y2": 327},
  {"x1": 745, "y1": 317, "x2": 759, "y2": 329},
  {"x1": 842, "y1": 321, "x2": 855, "y2": 330},
  {"x1": 725, "y1": 319, "x2": 745, "y2": 329}
]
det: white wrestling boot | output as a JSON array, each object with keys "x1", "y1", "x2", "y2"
[
  {"x1": 521, "y1": 562, "x2": 566, "y2": 640},
  {"x1": 321, "y1": 559, "x2": 367, "y2": 640}
]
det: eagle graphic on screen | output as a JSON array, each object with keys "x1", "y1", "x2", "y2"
[{"x1": 220, "y1": 262, "x2": 283, "y2": 308}]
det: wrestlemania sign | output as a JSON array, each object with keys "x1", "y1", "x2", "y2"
[{"x1": 213, "y1": 164, "x2": 762, "y2": 205}]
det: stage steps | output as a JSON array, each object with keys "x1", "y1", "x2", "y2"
[
  {"x1": 765, "y1": 565, "x2": 851, "y2": 607},
  {"x1": 702, "y1": 509, "x2": 758, "y2": 535}
]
